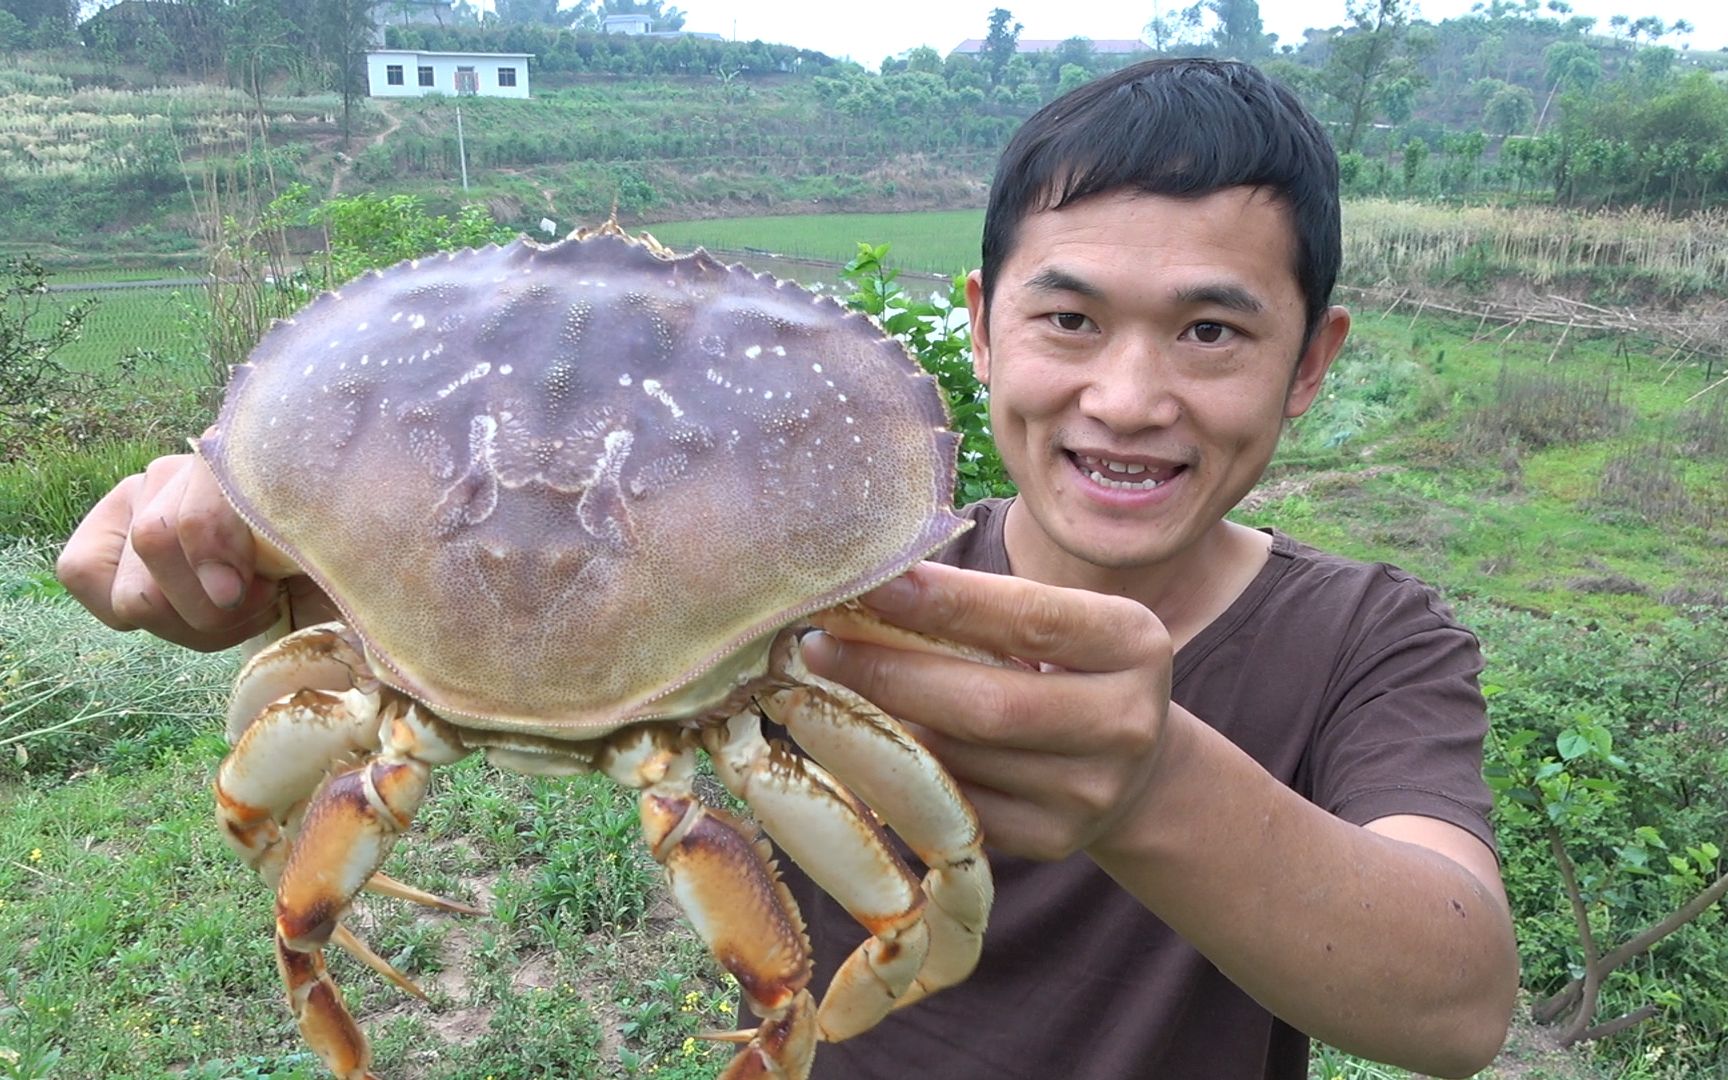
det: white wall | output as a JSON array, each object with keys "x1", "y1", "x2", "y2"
[{"x1": 365, "y1": 51, "x2": 532, "y2": 99}]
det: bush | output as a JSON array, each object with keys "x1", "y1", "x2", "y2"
[
  {"x1": 1462, "y1": 364, "x2": 1631, "y2": 454},
  {"x1": 837, "y1": 242, "x2": 1013, "y2": 505},
  {"x1": 1474, "y1": 601, "x2": 1728, "y2": 1064}
]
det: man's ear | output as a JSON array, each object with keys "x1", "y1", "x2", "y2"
[
  {"x1": 1284, "y1": 305, "x2": 1351, "y2": 419},
  {"x1": 964, "y1": 270, "x2": 990, "y2": 385}
]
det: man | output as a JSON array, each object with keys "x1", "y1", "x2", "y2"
[{"x1": 60, "y1": 58, "x2": 1516, "y2": 1079}]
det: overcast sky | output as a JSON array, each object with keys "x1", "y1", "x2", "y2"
[{"x1": 678, "y1": 0, "x2": 1724, "y2": 69}]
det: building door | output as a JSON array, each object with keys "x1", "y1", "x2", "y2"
[{"x1": 455, "y1": 66, "x2": 477, "y2": 95}]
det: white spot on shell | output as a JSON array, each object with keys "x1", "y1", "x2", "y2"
[
  {"x1": 641, "y1": 378, "x2": 683, "y2": 419},
  {"x1": 409, "y1": 314, "x2": 427, "y2": 330},
  {"x1": 619, "y1": 374, "x2": 633, "y2": 387},
  {"x1": 745, "y1": 345, "x2": 762, "y2": 359},
  {"x1": 772, "y1": 346, "x2": 786, "y2": 356},
  {"x1": 500, "y1": 364, "x2": 513, "y2": 375},
  {"x1": 811, "y1": 363, "x2": 823, "y2": 373},
  {"x1": 437, "y1": 361, "x2": 492, "y2": 399},
  {"x1": 302, "y1": 364, "x2": 315, "y2": 376}
]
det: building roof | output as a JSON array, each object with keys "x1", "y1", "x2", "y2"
[
  {"x1": 949, "y1": 38, "x2": 1149, "y2": 55},
  {"x1": 366, "y1": 49, "x2": 535, "y2": 58}
]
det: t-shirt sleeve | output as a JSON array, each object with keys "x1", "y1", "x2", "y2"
[{"x1": 1304, "y1": 576, "x2": 1497, "y2": 856}]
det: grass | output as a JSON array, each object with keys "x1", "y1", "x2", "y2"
[
  {"x1": 33, "y1": 286, "x2": 209, "y2": 382},
  {"x1": 0, "y1": 545, "x2": 736, "y2": 1079},
  {"x1": 642, "y1": 210, "x2": 985, "y2": 278},
  {"x1": 1238, "y1": 305, "x2": 1728, "y2": 627}
]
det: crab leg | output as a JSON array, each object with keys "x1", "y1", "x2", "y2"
[
  {"x1": 601, "y1": 725, "x2": 818, "y2": 1080},
  {"x1": 271, "y1": 699, "x2": 469, "y2": 1080},
  {"x1": 760, "y1": 653, "x2": 993, "y2": 1012},
  {"x1": 703, "y1": 709, "x2": 932, "y2": 1043},
  {"x1": 217, "y1": 628, "x2": 477, "y2": 968}
]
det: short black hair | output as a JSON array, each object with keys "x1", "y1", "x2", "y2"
[{"x1": 980, "y1": 58, "x2": 1340, "y2": 343}]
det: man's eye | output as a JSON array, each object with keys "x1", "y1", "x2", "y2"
[
  {"x1": 1189, "y1": 322, "x2": 1235, "y2": 344},
  {"x1": 1049, "y1": 312, "x2": 1092, "y2": 331}
]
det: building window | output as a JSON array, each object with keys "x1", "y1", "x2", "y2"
[
  {"x1": 386, "y1": 64, "x2": 404, "y2": 86},
  {"x1": 497, "y1": 66, "x2": 517, "y2": 87},
  {"x1": 418, "y1": 66, "x2": 434, "y2": 87}
]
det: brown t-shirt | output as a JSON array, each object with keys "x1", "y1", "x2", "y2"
[{"x1": 772, "y1": 497, "x2": 1495, "y2": 1079}]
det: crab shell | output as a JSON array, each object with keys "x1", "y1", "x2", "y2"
[{"x1": 198, "y1": 227, "x2": 969, "y2": 736}]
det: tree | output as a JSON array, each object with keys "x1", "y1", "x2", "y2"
[
  {"x1": 982, "y1": 7, "x2": 1022, "y2": 86},
  {"x1": 1536, "y1": 40, "x2": 1599, "y2": 131},
  {"x1": 1316, "y1": 0, "x2": 1423, "y2": 155},
  {"x1": 315, "y1": 0, "x2": 377, "y2": 143},
  {"x1": 1145, "y1": 1, "x2": 1204, "y2": 52},
  {"x1": 1484, "y1": 82, "x2": 1534, "y2": 135},
  {"x1": 0, "y1": 0, "x2": 73, "y2": 38},
  {"x1": 495, "y1": 0, "x2": 563, "y2": 25},
  {"x1": 1052, "y1": 36, "x2": 1096, "y2": 73},
  {"x1": 905, "y1": 45, "x2": 943, "y2": 76},
  {"x1": 1208, "y1": 0, "x2": 1271, "y2": 59}
]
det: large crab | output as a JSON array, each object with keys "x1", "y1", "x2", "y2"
[{"x1": 199, "y1": 223, "x2": 996, "y2": 1079}]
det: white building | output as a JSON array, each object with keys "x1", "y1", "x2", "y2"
[
  {"x1": 602, "y1": 13, "x2": 652, "y2": 34},
  {"x1": 365, "y1": 50, "x2": 533, "y2": 99}
]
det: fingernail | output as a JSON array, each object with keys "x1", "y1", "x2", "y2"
[
  {"x1": 861, "y1": 574, "x2": 917, "y2": 614},
  {"x1": 799, "y1": 629, "x2": 839, "y2": 674},
  {"x1": 195, "y1": 561, "x2": 244, "y2": 609}
]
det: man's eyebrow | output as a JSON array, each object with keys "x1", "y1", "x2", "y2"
[
  {"x1": 1022, "y1": 267, "x2": 1104, "y2": 299},
  {"x1": 1174, "y1": 282, "x2": 1265, "y2": 315}
]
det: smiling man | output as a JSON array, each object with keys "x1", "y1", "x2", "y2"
[
  {"x1": 56, "y1": 57, "x2": 1516, "y2": 1080},
  {"x1": 782, "y1": 58, "x2": 1519, "y2": 1078}
]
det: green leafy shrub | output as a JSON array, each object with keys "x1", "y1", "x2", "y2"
[
  {"x1": 837, "y1": 242, "x2": 1013, "y2": 505},
  {"x1": 1474, "y1": 602, "x2": 1728, "y2": 1064}
]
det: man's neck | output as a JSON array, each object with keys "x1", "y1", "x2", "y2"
[{"x1": 1001, "y1": 502, "x2": 1272, "y2": 652}]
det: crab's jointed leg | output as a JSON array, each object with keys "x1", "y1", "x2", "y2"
[
  {"x1": 759, "y1": 647, "x2": 994, "y2": 1013},
  {"x1": 602, "y1": 725, "x2": 818, "y2": 1080},
  {"x1": 703, "y1": 709, "x2": 932, "y2": 1044},
  {"x1": 268, "y1": 697, "x2": 469, "y2": 1079}
]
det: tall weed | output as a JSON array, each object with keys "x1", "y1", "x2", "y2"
[{"x1": 0, "y1": 541, "x2": 235, "y2": 777}]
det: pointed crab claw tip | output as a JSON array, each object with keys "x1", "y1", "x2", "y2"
[{"x1": 696, "y1": 1027, "x2": 761, "y2": 1044}]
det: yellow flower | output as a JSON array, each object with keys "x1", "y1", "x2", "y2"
[
  {"x1": 29, "y1": 848, "x2": 41, "y2": 862},
  {"x1": 681, "y1": 1036, "x2": 697, "y2": 1057}
]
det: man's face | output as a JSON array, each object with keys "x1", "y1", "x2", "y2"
[{"x1": 966, "y1": 187, "x2": 1348, "y2": 578}]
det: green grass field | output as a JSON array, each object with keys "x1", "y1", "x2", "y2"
[
  {"x1": 33, "y1": 285, "x2": 210, "y2": 385},
  {"x1": 642, "y1": 210, "x2": 986, "y2": 278}
]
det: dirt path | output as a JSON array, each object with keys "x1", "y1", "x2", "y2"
[{"x1": 330, "y1": 102, "x2": 402, "y2": 198}]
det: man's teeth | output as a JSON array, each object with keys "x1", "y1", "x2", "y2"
[
  {"x1": 1089, "y1": 469, "x2": 1163, "y2": 490},
  {"x1": 1079, "y1": 454, "x2": 1163, "y2": 490}
]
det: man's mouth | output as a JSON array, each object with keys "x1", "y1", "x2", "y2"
[{"x1": 1070, "y1": 452, "x2": 1184, "y2": 491}]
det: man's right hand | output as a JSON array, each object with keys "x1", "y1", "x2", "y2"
[{"x1": 56, "y1": 452, "x2": 333, "y2": 651}]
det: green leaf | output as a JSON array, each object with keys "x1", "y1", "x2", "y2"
[
  {"x1": 1556, "y1": 728, "x2": 1590, "y2": 761},
  {"x1": 1635, "y1": 825, "x2": 1668, "y2": 850}
]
